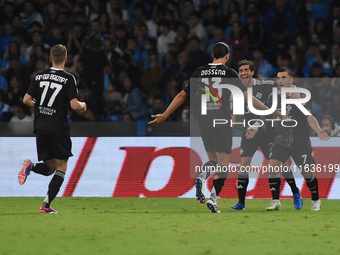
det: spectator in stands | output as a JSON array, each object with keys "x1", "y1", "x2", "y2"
[
  {"x1": 0, "y1": 73, "x2": 8, "y2": 93},
  {"x1": 331, "y1": 63, "x2": 340, "y2": 90},
  {"x1": 329, "y1": 42, "x2": 340, "y2": 70},
  {"x1": 226, "y1": 21, "x2": 248, "y2": 65},
  {"x1": 264, "y1": 0, "x2": 296, "y2": 52},
  {"x1": 102, "y1": 37, "x2": 121, "y2": 74},
  {"x1": 99, "y1": 12, "x2": 111, "y2": 35},
  {"x1": 331, "y1": 4, "x2": 340, "y2": 31},
  {"x1": 157, "y1": 19, "x2": 177, "y2": 58},
  {"x1": 117, "y1": 54, "x2": 141, "y2": 86},
  {"x1": 10, "y1": 102, "x2": 33, "y2": 122},
  {"x1": 206, "y1": 26, "x2": 224, "y2": 54},
  {"x1": 67, "y1": 22, "x2": 84, "y2": 56},
  {"x1": 148, "y1": 95, "x2": 166, "y2": 120},
  {"x1": 29, "y1": 44, "x2": 50, "y2": 71},
  {"x1": 5, "y1": 75, "x2": 25, "y2": 107},
  {"x1": 64, "y1": 52, "x2": 80, "y2": 82},
  {"x1": 122, "y1": 76, "x2": 147, "y2": 120},
  {"x1": 202, "y1": 4, "x2": 222, "y2": 38},
  {"x1": 125, "y1": 36, "x2": 142, "y2": 66},
  {"x1": 85, "y1": 0, "x2": 100, "y2": 22},
  {"x1": 115, "y1": 24, "x2": 129, "y2": 53},
  {"x1": 312, "y1": 74, "x2": 334, "y2": 113},
  {"x1": 244, "y1": 12, "x2": 264, "y2": 54},
  {"x1": 77, "y1": 39, "x2": 111, "y2": 108},
  {"x1": 276, "y1": 52, "x2": 291, "y2": 69},
  {"x1": 181, "y1": 0, "x2": 195, "y2": 21},
  {"x1": 173, "y1": 22, "x2": 189, "y2": 53},
  {"x1": 327, "y1": 91, "x2": 340, "y2": 124},
  {"x1": 135, "y1": 23, "x2": 149, "y2": 52},
  {"x1": 5, "y1": 56, "x2": 30, "y2": 93},
  {"x1": 252, "y1": 49, "x2": 277, "y2": 78},
  {"x1": 140, "y1": 37, "x2": 162, "y2": 70},
  {"x1": 186, "y1": 36, "x2": 210, "y2": 72},
  {"x1": 0, "y1": 21, "x2": 14, "y2": 58},
  {"x1": 103, "y1": 81, "x2": 123, "y2": 116},
  {"x1": 188, "y1": 11, "x2": 208, "y2": 50},
  {"x1": 310, "y1": 62, "x2": 324, "y2": 78},
  {"x1": 85, "y1": 107, "x2": 101, "y2": 121},
  {"x1": 110, "y1": 8, "x2": 129, "y2": 31},
  {"x1": 0, "y1": 90, "x2": 12, "y2": 121},
  {"x1": 122, "y1": 112, "x2": 133, "y2": 122},
  {"x1": 333, "y1": 26, "x2": 340, "y2": 44},
  {"x1": 44, "y1": 25, "x2": 66, "y2": 48},
  {"x1": 1, "y1": 41, "x2": 26, "y2": 72},
  {"x1": 20, "y1": 1, "x2": 43, "y2": 29},
  {"x1": 140, "y1": 51, "x2": 165, "y2": 98},
  {"x1": 320, "y1": 115, "x2": 340, "y2": 137},
  {"x1": 83, "y1": 18, "x2": 106, "y2": 49},
  {"x1": 0, "y1": 1, "x2": 15, "y2": 24},
  {"x1": 163, "y1": 51, "x2": 191, "y2": 99},
  {"x1": 42, "y1": 1, "x2": 60, "y2": 33},
  {"x1": 25, "y1": 31, "x2": 50, "y2": 64},
  {"x1": 30, "y1": 57, "x2": 47, "y2": 81}
]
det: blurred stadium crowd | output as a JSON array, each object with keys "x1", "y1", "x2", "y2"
[{"x1": 0, "y1": 0, "x2": 339, "y2": 134}]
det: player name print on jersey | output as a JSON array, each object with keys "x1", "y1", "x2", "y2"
[{"x1": 35, "y1": 73, "x2": 68, "y2": 84}]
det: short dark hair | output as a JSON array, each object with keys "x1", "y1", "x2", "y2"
[
  {"x1": 321, "y1": 115, "x2": 335, "y2": 129},
  {"x1": 238, "y1": 59, "x2": 254, "y2": 71},
  {"x1": 158, "y1": 19, "x2": 171, "y2": 30},
  {"x1": 212, "y1": 42, "x2": 229, "y2": 59},
  {"x1": 277, "y1": 67, "x2": 294, "y2": 77}
]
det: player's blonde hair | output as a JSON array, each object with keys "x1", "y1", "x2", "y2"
[{"x1": 50, "y1": 44, "x2": 67, "y2": 65}]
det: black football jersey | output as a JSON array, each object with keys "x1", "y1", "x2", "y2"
[
  {"x1": 244, "y1": 79, "x2": 276, "y2": 125},
  {"x1": 274, "y1": 93, "x2": 312, "y2": 149},
  {"x1": 27, "y1": 67, "x2": 79, "y2": 133},
  {"x1": 184, "y1": 63, "x2": 246, "y2": 130}
]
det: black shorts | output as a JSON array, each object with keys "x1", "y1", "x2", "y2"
[
  {"x1": 240, "y1": 128, "x2": 274, "y2": 159},
  {"x1": 270, "y1": 143, "x2": 315, "y2": 169},
  {"x1": 36, "y1": 129, "x2": 73, "y2": 161},
  {"x1": 200, "y1": 128, "x2": 232, "y2": 154}
]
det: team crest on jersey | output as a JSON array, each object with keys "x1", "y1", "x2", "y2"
[
  {"x1": 286, "y1": 105, "x2": 292, "y2": 112},
  {"x1": 256, "y1": 92, "x2": 262, "y2": 99}
]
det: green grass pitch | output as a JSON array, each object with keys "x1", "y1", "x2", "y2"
[{"x1": 0, "y1": 197, "x2": 339, "y2": 255}]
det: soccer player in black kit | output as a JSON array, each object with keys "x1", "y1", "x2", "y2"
[
  {"x1": 149, "y1": 42, "x2": 280, "y2": 213},
  {"x1": 266, "y1": 67, "x2": 329, "y2": 211},
  {"x1": 18, "y1": 44, "x2": 87, "y2": 214},
  {"x1": 231, "y1": 60, "x2": 303, "y2": 211}
]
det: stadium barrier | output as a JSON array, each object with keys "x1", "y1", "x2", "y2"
[{"x1": 1, "y1": 137, "x2": 339, "y2": 199}]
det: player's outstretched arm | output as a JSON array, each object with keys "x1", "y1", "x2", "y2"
[
  {"x1": 23, "y1": 93, "x2": 36, "y2": 108},
  {"x1": 70, "y1": 98, "x2": 87, "y2": 115},
  {"x1": 307, "y1": 115, "x2": 330, "y2": 141},
  {"x1": 148, "y1": 90, "x2": 188, "y2": 124}
]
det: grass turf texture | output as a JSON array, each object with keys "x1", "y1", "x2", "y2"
[{"x1": 0, "y1": 198, "x2": 339, "y2": 255}]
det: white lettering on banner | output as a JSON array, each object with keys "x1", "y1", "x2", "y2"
[{"x1": 0, "y1": 137, "x2": 339, "y2": 198}]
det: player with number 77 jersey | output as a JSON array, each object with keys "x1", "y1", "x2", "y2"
[{"x1": 19, "y1": 44, "x2": 86, "y2": 214}]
